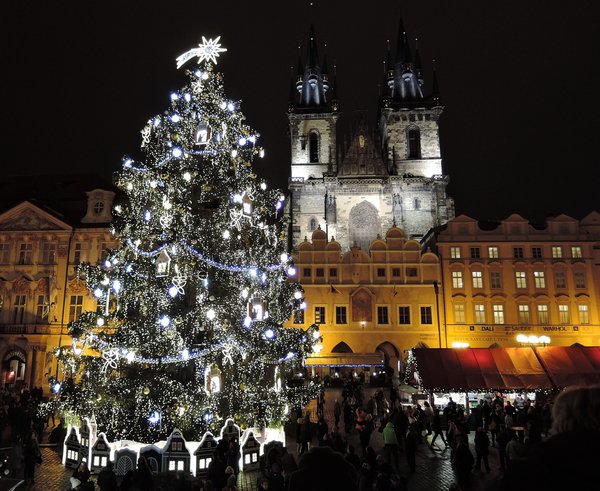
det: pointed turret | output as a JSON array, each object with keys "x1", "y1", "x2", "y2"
[
  {"x1": 431, "y1": 60, "x2": 442, "y2": 106},
  {"x1": 414, "y1": 38, "x2": 424, "y2": 87}
]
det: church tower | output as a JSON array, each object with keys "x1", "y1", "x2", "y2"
[
  {"x1": 288, "y1": 25, "x2": 339, "y2": 247},
  {"x1": 288, "y1": 19, "x2": 454, "y2": 252}
]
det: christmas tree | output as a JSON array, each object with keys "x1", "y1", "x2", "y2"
[{"x1": 51, "y1": 37, "x2": 321, "y2": 442}]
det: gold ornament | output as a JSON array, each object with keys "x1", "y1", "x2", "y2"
[{"x1": 143, "y1": 386, "x2": 150, "y2": 395}]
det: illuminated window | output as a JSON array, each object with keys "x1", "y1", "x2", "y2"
[
  {"x1": 518, "y1": 305, "x2": 530, "y2": 324},
  {"x1": 452, "y1": 271, "x2": 463, "y2": 289},
  {"x1": 18, "y1": 243, "x2": 33, "y2": 265},
  {"x1": 537, "y1": 305, "x2": 549, "y2": 324},
  {"x1": 450, "y1": 247, "x2": 461, "y2": 259},
  {"x1": 554, "y1": 271, "x2": 566, "y2": 289},
  {"x1": 515, "y1": 271, "x2": 527, "y2": 288},
  {"x1": 533, "y1": 271, "x2": 546, "y2": 289},
  {"x1": 488, "y1": 246, "x2": 499, "y2": 259},
  {"x1": 73, "y1": 243, "x2": 82, "y2": 264},
  {"x1": 574, "y1": 271, "x2": 586, "y2": 289},
  {"x1": 551, "y1": 246, "x2": 562, "y2": 258},
  {"x1": 314, "y1": 306, "x2": 326, "y2": 324},
  {"x1": 490, "y1": 271, "x2": 502, "y2": 289},
  {"x1": 531, "y1": 247, "x2": 542, "y2": 259},
  {"x1": 454, "y1": 304, "x2": 466, "y2": 323},
  {"x1": 335, "y1": 306, "x2": 347, "y2": 324},
  {"x1": 474, "y1": 304, "x2": 486, "y2": 323},
  {"x1": 571, "y1": 246, "x2": 582, "y2": 258},
  {"x1": 69, "y1": 295, "x2": 83, "y2": 323},
  {"x1": 398, "y1": 306, "x2": 411, "y2": 324},
  {"x1": 578, "y1": 305, "x2": 589, "y2": 324},
  {"x1": 513, "y1": 247, "x2": 524, "y2": 259},
  {"x1": 470, "y1": 247, "x2": 480, "y2": 259},
  {"x1": 36, "y1": 295, "x2": 49, "y2": 323},
  {"x1": 420, "y1": 306, "x2": 432, "y2": 325},
  {"x1": 472, "y1": 271, "x2": 483, "y2": 289},
  {"x1": 377, "y1": 306, "x2": 389, "y2": 324},
  {"x1": 493, "y1": 304, "x2": 505, "y2": 324},
  {"x1": 558, "y1": 305, "x2": 569, "y2": 324},
  {"x1": 13, "y1": 295, "x2": 27, "y2": 324}
]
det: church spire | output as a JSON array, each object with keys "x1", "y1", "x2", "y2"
[
  {"x1": 431, "y1": 59, "x2": 442, "y2": 106},
  {"x1": 414, "y1": 38, "x2": 424, "y2": 88}
]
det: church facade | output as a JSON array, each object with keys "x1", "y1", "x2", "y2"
[{"x1": 288, "y1": 21, "x2": 455, "y2": 252}]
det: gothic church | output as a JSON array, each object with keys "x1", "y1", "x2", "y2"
[{"x1": 288, "y1": 20, "x2": 455, "y2": 251}]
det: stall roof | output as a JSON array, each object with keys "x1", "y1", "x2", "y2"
[
  {"x1": 412, "y1": 348, "x2": 553, "y2": 391},
  {"x1": 306, "y1": 353, "x2": 385, "y2": 367},
  {"x1": 534, "y1": 346, "x2": 600, "y2": 388}
]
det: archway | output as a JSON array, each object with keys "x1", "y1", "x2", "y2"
[
  {"x1": 2, "y1": 349, "x2": 27, "y2": 388},
  {"x1": 332, "y1": 342, "x2": 353, "y2": 353},
  {"x1": 349, "y1": 201, "x2": 379, "y2": 252},
  {"x1": 376, "y1": 342, "x2": 401, "y2": 376}
]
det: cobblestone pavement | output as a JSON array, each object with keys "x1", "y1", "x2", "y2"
[{"x1": 26, "y1": 387, "x2": 506, "y2": 491}]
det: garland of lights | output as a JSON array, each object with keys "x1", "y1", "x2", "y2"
[{"x1": 43, "y1": 36, "x2": 321, "y2": 442}]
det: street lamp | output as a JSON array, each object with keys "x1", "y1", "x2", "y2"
[{"x1": 516, "y1": 334, "x2": 551, "y2": 346}]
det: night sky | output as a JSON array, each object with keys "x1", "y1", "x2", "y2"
[{"x1": 2, "y1": 1, "x2": 599, "y2": 222}]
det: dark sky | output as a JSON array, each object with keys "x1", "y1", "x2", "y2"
[{"x1": 2, "y1": 1, "x2": 599, "y2": 222}]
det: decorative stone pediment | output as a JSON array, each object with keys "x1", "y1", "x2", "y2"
[{"x1": 0, "y1": 202, "x2": 71, "y2": 232}]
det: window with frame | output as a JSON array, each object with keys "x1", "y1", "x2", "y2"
[
  {"x1": 293, "y1": 309, "x2": 304, "y2": 324},
  {"x1": 420, "y1": 306, "x2": 432, "y2": 325},
  {"x1": 452, "y1": 271, "x2": 463, "y2": 289},
  {"x1": 335, "y1": 306, "x2": 347, "y2": 324},
  {"x1": 454, "y1": 304, "x2": 466, "y2": 323},
  {"x1": 493, "y1": 304, "x2": 505, "y2": 324},
  {"x1": 407, "y1": 128, "x2": 421, "y2": 158},
  {"x1": 571, "y1": 246, "x2": 582, "y2": 258},
  {"x1": 406, "y1": 268, "x2": 417, "y2": 277},
  {"x1": 537, "y1": 305, "x2": 549, "y2": 324},
  {"x1": 36, "y1": 295, "x2": 49, "y2": 323},
  {"x1": 472, "y1": 271, "x2": 483, "y2": 289},
  {"x1": 309, "y1": 132, "x2": 319, "y2": 163},
  {"x1": 558, "y1": 305, "x2": 569, "y2": 324},
  {"x1": 488, "y1": 246, "x2": 499, "y2": 259},
  {"x1": 329, "y1": 268, "x2": 337, "y2": 277},
  {"x1": 398, "y1": 306, "x2": 411, "y2": 324},
  {"x1": 554, "y1": 271, "x2": 567, "y2": 289},
  {"x1": 73, "y1": 243, "x2": 82, "y2": 264},
  {"x1": 474, "y1": 304, "x2": 486, "y2": 323},
  {"x1": 574, "y1": 271, "x2": 586, "y2": 289},
  {"x1": 470, "y1": 247, "x2": 480, "y2": 259},
  {"x1": 309, "y1": 218, "x2": 318, "y2": 231},
  {"x1": 314, "y1": 306, "x2": 326, "y2": 324},
  {"x1": 513, "y1": 247, "x2": 524, "y2": 259},
  {"x1": 533, "y1": 271, "x2": 546, "y2": 288},
  {"x1": 18, "y1": 243, "x2": 33, "y2": 265},
  {"x1": 518, "y1": 305, "x2": 530, "y2": 324},
  {"x1": 551, "y1": 246, "x2": 563, "y2": 258},
  {"x1": 490, "y1": 271, "x2": 502, "y2": 289},
  {"x1": 531, "y1": 247, "x2": 542, "y2": 259},
  {"x1": 303, "y1": 268, "x2": 311, "y2": 278},
  {"x1": 13, "y1": 295, "x2": 27, "y2": 324},
  {"x1": 69, "y1": 295, "x2": 84, "y2": 323},
  {"x1": 377, "y1": 306, "x2": 389, "y2": 324},
  {"x1": 392, "y1": 268, "x2": 400, "y2": 277},
  {"x1": 41, "y1": 242, "x2": 56, "y2": 264},
  {"x1": 450, "y1": 247, "x2": 461, "y2": 259},
  {"x1": 377, "y1": 268, "x2": 386, "y2": 277},
  {"x1": 578, "y1": 304, "x2": 590, "y2": 324},
  {"x1": 316, "y1": 268, "x2": 324, "y2": 277},
  {"x1": 0, "y1": 243, "x2": 10, "y2": 264},
  {"x1": 515, "y1": 271, "x2": 527, "y2": 288}
]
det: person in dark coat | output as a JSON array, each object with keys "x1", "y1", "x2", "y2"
[
  {"x1": 344, "y1": 444, "x2": 361, "y2": 471},
  {"x1": 297, "y1": 414, "x2": 312, "y2": 455},
  {"x1": 22, "y1": 429, "x2": 40, "y2": 485},
  {"x1": 404, "y1": 425, "x2": 418, "y2": 473},
  {"x1": 500, "y1": 385, "x2": 600, "y2": 491},
  {"x1": 429, "y1": 407, "x2": 448, "y2": 450},
  {"x1": 287, "y1": 446, "x2": 358, "y2": 491},
  {"x1": 474, "y1": 426, "x2": 490, "y2": 473},
  {"x1": 133, "y1": 456, "x2": 154, "y2": 490},
  {"x1": 207, "y1": 450, "x2": 227, "y2": 491},
  {"x1": 97, "y1": 461, "x2": 118, "y2": 491},
  {"x1": 452, "y1": 440, "x2": 474, "y2": 489}
]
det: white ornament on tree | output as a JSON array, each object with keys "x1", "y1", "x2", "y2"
[{"x1": 176, "y1": 36, "x2": 228, "y2": 68}]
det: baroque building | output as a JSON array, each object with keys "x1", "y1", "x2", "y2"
[
  {"x1": 288, "y1": 20, "x2": 455, "y2": 252},
  {"x1": 0, "y1": 176, "x2": 117, "y2": 391}
]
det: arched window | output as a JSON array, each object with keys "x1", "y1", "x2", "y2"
[
  {"x1": 309, "y1": 217, "x2": 318, "y2": 231},
  {"x1": 309, "y1": 132, "x2": 319, "y2": 163},
  {"x1": 414, "y1": 198, "x2": 420, "y2": 210},
  {"x1": 407, "y1": 128, "x2": 421, "y2": 159}
]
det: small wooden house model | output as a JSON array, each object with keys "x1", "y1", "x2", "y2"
[
  {"x1": 194, "y1": 432, "x2": 216, "y2": 479},
  {"x1": 90, "y1": 432, "x2": 112, "y2": 473},
  {"x1": 162, "y1": 429, "x2": 191, "y2": 474},
  {"x1": 114, "y1": 447, "x2": 138, "y2": 476},
  {"x1": 140, "y1": 445, "x2": 163, "y2": 475},
  {"x1": 63, "y1": 426, "x2": 82, "y2": 468},
  {"x1": 240, "y1": 431, "x2": 261, "y2": 471}
]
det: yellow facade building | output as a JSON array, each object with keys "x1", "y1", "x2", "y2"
[
  {"x1": 285, "y1": 226, "x2": 442, "y2": 376},
  {"x1": 0, "y1": 177, "x2": 116, "y2": 392},
  {"x1": 427, "y1": 213, "x2": 600, "y2": 348}
]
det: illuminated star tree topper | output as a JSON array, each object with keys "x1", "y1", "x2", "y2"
[{"x1": 176, "y1": 36, "x2": 228, "y2": 69}]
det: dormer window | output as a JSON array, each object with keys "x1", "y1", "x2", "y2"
[{"x1": 93, "y1": 202, "x2": 105, "y2": 215}]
